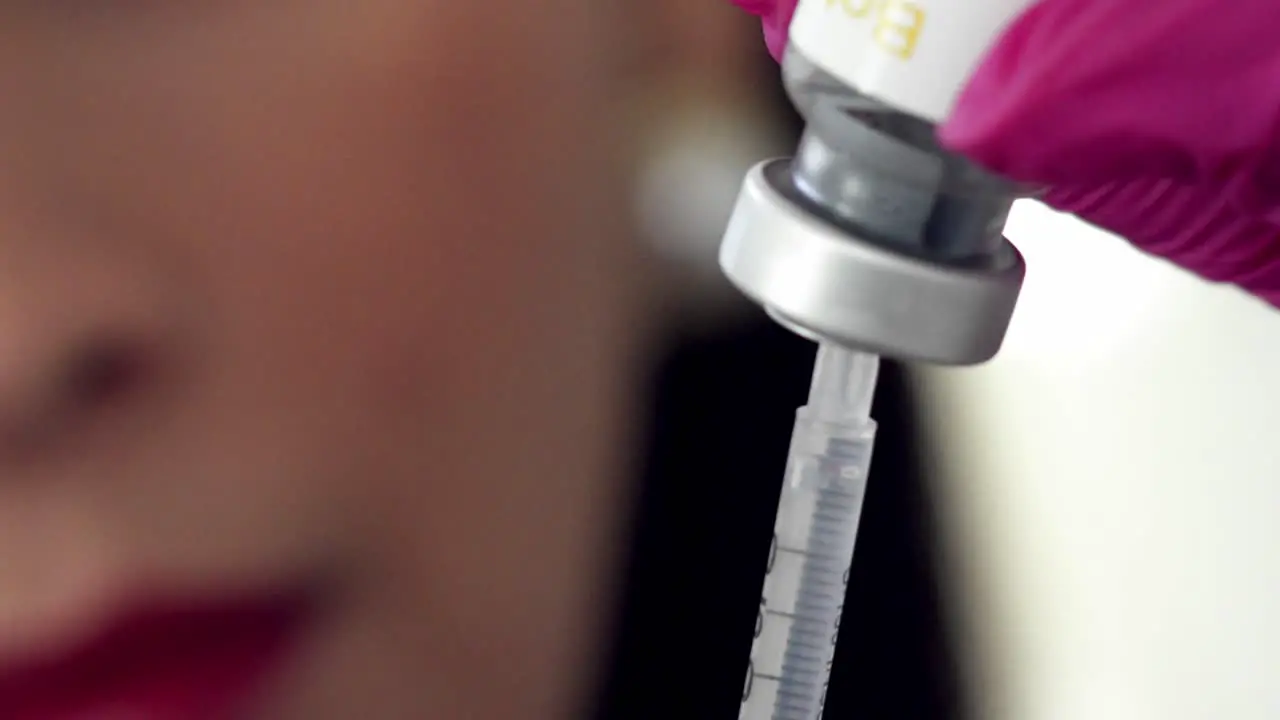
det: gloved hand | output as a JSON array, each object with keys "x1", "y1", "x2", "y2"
[{"x1": 732, "y1": 0, "x2": 1280, "y2": 306}]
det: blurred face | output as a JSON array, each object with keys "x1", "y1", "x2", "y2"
[{"x1": 0, "y1": 3, "x2": 637, "y2": 719}]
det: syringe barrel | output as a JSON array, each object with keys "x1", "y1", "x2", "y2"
[{"x1": 740, "y1": 352, "x2": 878, "y2": 720}]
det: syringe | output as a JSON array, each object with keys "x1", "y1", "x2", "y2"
[
  {"x1": 722, "y1": 2, "x2": 1039, "y2": 717},
  {"x1": 739, "y1": 344, "x2": 878, "y2": 720}
]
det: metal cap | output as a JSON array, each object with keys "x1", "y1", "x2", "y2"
[{"x1": 719, "y1": 160, "x2": 1025, "y2": 365}]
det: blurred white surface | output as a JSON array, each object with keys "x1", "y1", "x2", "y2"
[
  {"x1": 915, "y1": 201, "x2": 1280, "y2": 720},
  {"x1": 635, "y1": 99, "x2": 785, "y2": 329}
]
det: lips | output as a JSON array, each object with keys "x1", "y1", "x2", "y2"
[{"x1": 0, "y1": 594, "x2": 311, "y2": 720}]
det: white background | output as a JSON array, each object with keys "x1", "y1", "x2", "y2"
[{"x1": 917, "y1": 201, "x2": 1280, "y2": 720}]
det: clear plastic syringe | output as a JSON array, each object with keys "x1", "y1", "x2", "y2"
[
  {"x1": 739, "y1": 343, "x2": 879, "y2": 720},
  {"x1": 725, "y1": 2, "x2": 1035, "y2": 716}
]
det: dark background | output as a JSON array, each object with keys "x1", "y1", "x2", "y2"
[{"x1": 593, "y1": 61, "x2": 969, "y2": 719}]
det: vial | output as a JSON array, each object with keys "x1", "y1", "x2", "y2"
[{"x1": 720, "y1": 0, "x2": 1038, "y2": 365}]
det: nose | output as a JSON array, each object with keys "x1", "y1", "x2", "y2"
[{"x1": 0, "y1": 240, "x2": 175, "y2": 457}]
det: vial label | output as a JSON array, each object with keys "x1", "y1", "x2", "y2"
[
  {"x1": 823, "y1": 0, "x2": 927, "y2": 60},
  {"x1": 789, "y1": 0, "x2": 1038, "y2": 122}
]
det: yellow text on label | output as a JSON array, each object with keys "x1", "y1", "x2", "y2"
[{"x1": 825, "y1": 0, "x2": 926, "y2": 60}]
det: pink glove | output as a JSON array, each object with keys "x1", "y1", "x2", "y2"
[
  {"x1": 733, "y1": 0, "x2": 1280, "y2": 306},
  {"x1": 734, "y1": 0, "x2": 796, "y2": 63}
]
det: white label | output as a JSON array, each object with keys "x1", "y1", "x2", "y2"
[{"x1": 789, "y1": 0, "x2": 1037, "y2": 122}]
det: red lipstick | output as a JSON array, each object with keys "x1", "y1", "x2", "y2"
[{"x1": 0, "y1": 595, "x2": 310, "y2": 720}]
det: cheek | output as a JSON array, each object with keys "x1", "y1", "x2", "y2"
[
  {"x1": 8, "y1": 3, "x2": 637, "y2": 714},
  {"x1": 31, "y1": 21, "x2": 487, "y2": 580},
  {"x1": 35, "y1": 2, "x2": 615, "y2": 454}
]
